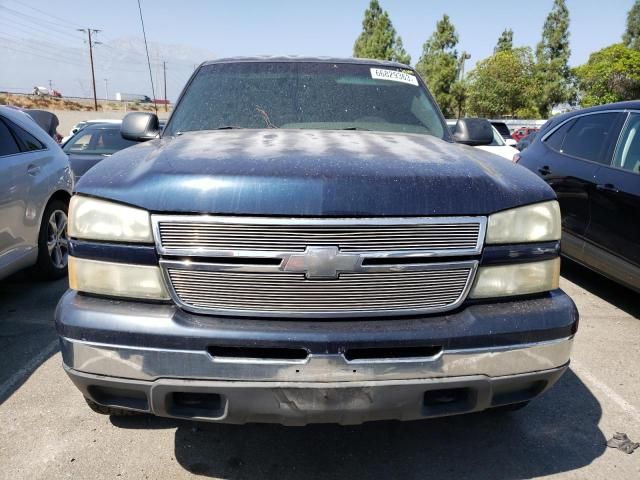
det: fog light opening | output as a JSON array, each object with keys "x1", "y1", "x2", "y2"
[
  {"x1": 167, "y1": 392, "x2": 226, "y2": 419},
  {"x1": 422, "y1": 387, "x2": 476, "y2": 417}
]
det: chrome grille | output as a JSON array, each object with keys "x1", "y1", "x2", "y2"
[
  {"x1": 155, "y1": 216, "x2": 483, "y2": 254},
  {"x1": 153, "y1": 215, "x2": 485, "y2": 318},
  {"x1": 166, "y1": 266, "x2": 474, "y2": 318}
]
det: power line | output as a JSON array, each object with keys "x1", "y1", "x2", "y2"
[
  {"x1": 0, "y1": 4, "x2": 85, "y2": 35},
  {"x1": 27, "y1": 33, "x2": 159, "y2": 73},
  {"x1": 0, "y1": 43, "x2": 86, "y2": 68},
  {"x1": 0, "y1": 5, "x2": 85, "y2": 40},
  {"x1": 2, "y1": 17, "x2": 86, "y2": 46},
  {"x1": 0, "y1": 35, "x2": 85, "y2": 65},
  {"x1": 0, "y1": 35, "x2": 157, "y2": 77},
  {"x1": 7, "y1": 0, "x2": 85, "y2": 29},
  {"x1": 0, "y1": 33, "x2": 198, "y2": 82},
  {"x1": 0, "y1": 34, "x2": 88, "y2": 66},
  {"x1": 136, "y1": 0, "x2": 157, "y2": 114}
]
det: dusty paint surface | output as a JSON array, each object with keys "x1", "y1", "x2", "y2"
[{"x1": 76, "y1": 129, "x2": 553, "y2": 216}]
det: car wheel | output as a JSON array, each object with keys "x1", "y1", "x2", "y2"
[
  {"x1": 36, "y1": 199, "x2": 69, "y2": 279},
  {"x1": 84, "y1": 397, "x2": 144, "y2": 416}
]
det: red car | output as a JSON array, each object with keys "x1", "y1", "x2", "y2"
[{"x1": 511, "y1": 127, "x2": 538, "y2": 142}]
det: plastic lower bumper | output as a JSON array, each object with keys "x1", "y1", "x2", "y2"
[{"x1": 66, "y1": 364, "x2": 568, "y2": 425}]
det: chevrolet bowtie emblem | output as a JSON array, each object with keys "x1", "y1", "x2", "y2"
[{"x1": 283, "y1": 246, "x2": 362, "y2": 279}]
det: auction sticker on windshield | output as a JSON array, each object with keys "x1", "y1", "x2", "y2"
[{"x1": 370, "y1": 68, "x2": 418, "y2": 86}]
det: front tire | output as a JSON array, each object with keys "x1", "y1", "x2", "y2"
[{"x1": 35, "y1": 199, "x2": 69, "y2": 279}]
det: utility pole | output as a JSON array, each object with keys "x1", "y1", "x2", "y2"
[
  {"x1": 48, "y1": 79, "x2": 53, "y2": 92},
  {"x1": 458, "y1": 51, "x2": 471, "y2": 81},
  {"x1": 77, "y1": 28, "x2": 101, "y2": 111},
  {"x1": 163, "y1": 61, "x2": 167, "y2": 112},
  {"x1": 103, "y1": 78, "x2": 109, "y2": 101}
]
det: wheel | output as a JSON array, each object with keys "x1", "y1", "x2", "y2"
[
  {"x1": 84, "y1": 397, "x2": 143, "y2": 417},
  {"x1": 35, "y1": 199, "x2": 69, "y2": 279},
  {"x1": 490, "y1": 401, "x2": 530, "y2": 413}
]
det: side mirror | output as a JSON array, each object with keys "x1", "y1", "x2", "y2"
[
  {"x1": 452, "y1": 118, "x2": 494, "y2": 146},
  {"x1": 121, "y1": 112, "x2": 160, "y2": 142}
]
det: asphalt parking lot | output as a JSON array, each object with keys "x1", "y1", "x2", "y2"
[{"x1": 0, "y1": 261, "x2": 638, "y2": 480}]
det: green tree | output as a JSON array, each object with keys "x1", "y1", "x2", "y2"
[
  {"x1": 624, "y1": 1, "x2": 640, "y2": 50},
  {"x1": 393, "y1": 36, "x2": 411, "y2": 65},
  {"x1": 494, "y1": 28, "x2": 514, "y2": 53},
  {"x1": 450, "y1": 80, "x2": 468, "y2": 118},
  {"x1": 467, "y1": 48, "x2": 536, "y2": 117},
  {"x1": 574, "y1": 43, "x2": 640, "y2": 106},
  {"x1": 415, "y1": 14, "x2": 460, "y2": 117},
  {"x1": 535, "y1": 0, "x2": 573, "y2": 117},
  {"x1": 353, "y1": 0, "x2": 411, "y2": 64}
]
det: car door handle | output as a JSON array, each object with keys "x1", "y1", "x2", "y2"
[
  {"x1": 596, "y1": 183, "x2": 619, "y2": 193},
  {"x1": 27, "y1": 164, "x2": 41, "y2": 176},
  {"x1": 538, "y1": 166, "x2": 552, "y2": 175}
]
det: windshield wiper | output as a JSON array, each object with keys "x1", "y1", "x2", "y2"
[
  {"x1": 341, "y1": 127, "x2": 371, "y2": 131},
  {"x1": 214, "y1": 126, "x2": 245, "y2": 130}
]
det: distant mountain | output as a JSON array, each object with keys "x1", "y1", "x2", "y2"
[{"x1": 0, "y1": 36, "x2": 214, "y2": 101}]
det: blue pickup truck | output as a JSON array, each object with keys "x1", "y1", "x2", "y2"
[{"x1": 55, "y1": 57, "x2": 578, "y2": 425}]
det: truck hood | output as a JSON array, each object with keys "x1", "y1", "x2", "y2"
[{"x1": 76, "y1": 129, "x2": 555, "y2": 216}]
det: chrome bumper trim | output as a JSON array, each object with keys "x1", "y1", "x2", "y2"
[{"x1": 60, "y1": 336, "x2": 573, "y2": 382}]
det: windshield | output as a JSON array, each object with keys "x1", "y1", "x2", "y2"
[
  {"x1": 165, "y1": 62, "x2": 446, "y2": 138},
  {"x1": 489, "y1": 126, "x2": 506, "y2": 146},
  {"x1": 492, "y1": 122, "x2": 511, "y2": 139},
  {"x1": 63, "y1": 127, "x2": 137, "y2": 155}
]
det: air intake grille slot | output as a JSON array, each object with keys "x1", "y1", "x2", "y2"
[
  {"x1": 166, "y1": 267, "x2": 473, "y2": 318},
  {"x1": 156, "y1": 220, "x2": 482, "y2": 253}
]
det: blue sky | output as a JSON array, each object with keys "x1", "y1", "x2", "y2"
[{"x1": 0, "y1": 0, "x2": 634, "y2": 98}]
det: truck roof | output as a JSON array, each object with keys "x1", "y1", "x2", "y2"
[{"x1": 201, "y1": 56, "x2": 411, "y2": 69}]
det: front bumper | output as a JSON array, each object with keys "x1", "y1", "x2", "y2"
[
  {"x1": 56, "y1": 289, "x2": 578, "y2": 424},
  {"x1": 66, "y1": 365, "x2": 568, "y2": 425}
]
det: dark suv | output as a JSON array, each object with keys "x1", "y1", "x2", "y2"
[
  {"x1": 56, "y1": 57, "x2": 578, "y2": 425},
  {"x1": 517, "y1": 101, "x2": 640, "y2": 292}
]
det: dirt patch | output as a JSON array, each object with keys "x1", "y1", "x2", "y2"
[
  {"x1": 0, "y1": 93, "x2": 167, "y2": 113},
  {"x1": 0, "y1": 94, "x2": 92, "y2": 111}
]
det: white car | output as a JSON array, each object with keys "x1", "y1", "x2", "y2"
[
  {"x1": 476, "y1": 126, "x2": 520, "y2": 160},
  {"x1": 447, "y1": 120, "x2": 519, "y2": 161}
]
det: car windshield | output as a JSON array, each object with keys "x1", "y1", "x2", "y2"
[
  {"x1": 492, "y1": 122, "x2": 511, "y2": 139},
  {"x1": 489, "y1": 126, "x2": 506, "y2": 146},
  {"x1": 165, "y1": 62, "x2": 446, "y2": 138},
  {"x1": 63, "y1": 126, "x2": 137, "y2": 155}
]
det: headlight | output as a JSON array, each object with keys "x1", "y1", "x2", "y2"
[
  {"x1": 469, "y1": 258, "x2": 560, "y2": 299},
  {"x1": 68, "y1": 195, "x2": 153, "y2": 243},
  {"x1": 486, "y1": 201, "x2": 561, "y2": 244},
  {"x1": 69, "y1": 257, "x2": 169, "y2": 300}
]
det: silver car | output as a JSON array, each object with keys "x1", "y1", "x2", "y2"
[{"x1": 0, "y1": 106, "x2": 73, "y2": 280}]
